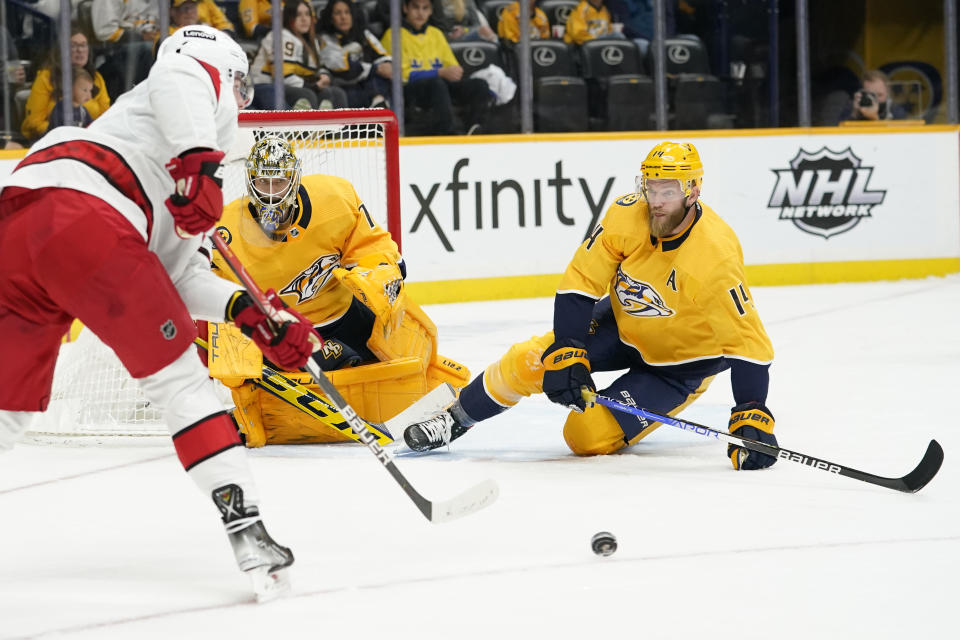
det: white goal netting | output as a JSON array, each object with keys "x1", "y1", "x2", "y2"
[{"x1": 26, "y1": 110, "x2": 400, "y2": 442}]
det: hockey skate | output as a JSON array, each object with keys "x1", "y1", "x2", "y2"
[
  {"x1": 213, "y1": 484, "x2": 294, "y2": 603},
  {"x1": 403, "y1": 407, "x2": 471, "y2": 452}
]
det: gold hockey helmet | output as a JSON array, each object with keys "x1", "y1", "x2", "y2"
[
  {"x1": 637, "y1": 141, "x2": 704, "y2": 198},
  {"x1": 245, "y1": 135, "x2": 302, "y2": 235}
]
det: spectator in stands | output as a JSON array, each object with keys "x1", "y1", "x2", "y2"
[
  {"x1": 564, "y1": 0, "x2": 616, "y2": 45},
  {"x1": 91, "y1": 0, "x2": 158, "y2": 99},
  {"x1": 434, "y1": 0, "x2": 498, "y2": 43},
  {"x1": 168, "y1": 0, "x2": 236, "y2": 39},
  {"x1": 47, "y1": 66, "x2": 95, "y2": 130},
  {"x1": 497, "y1": 0, "x2": 550, "y2": 43},
  {"x1": 250, "y1": 0, "x2": 348, "y2": 110},
  {"x1": 239, "y1": 0, "x2": 273, "y2": 39},
  {"x1": 21, "y1": 28, "x2": 111, "y2": 142},
  {"x1": 318, "y1": 0, "x2": 393, "y2": 108},
  {"x1": 837, "y1": 70, "x2": 907, "y2": 122},
  {"x1": 1, "y1": 26, "x2": 26, "y2": 85},
  {"x1": 382, "y1": 0, "x2": 491, "y2": 135},
  {"x1": 2, "y1": 26, "x2": 27, "y2": 149}
]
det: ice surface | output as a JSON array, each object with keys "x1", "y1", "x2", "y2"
[{"x1": 2, "y1": 277, "x2": 958, "y2": 639}]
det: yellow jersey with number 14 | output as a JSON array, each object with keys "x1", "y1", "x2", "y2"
[{"x1": 558, "y1": 193, "x2": 773, "y2": 367}]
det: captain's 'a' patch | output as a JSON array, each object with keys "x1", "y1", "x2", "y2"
[
  {"x1": 666, "y1": 268, "x2": 677, "y2": 292},
  {"x1": 614, "y1": 267, "x2": 674, "y2": 317}
]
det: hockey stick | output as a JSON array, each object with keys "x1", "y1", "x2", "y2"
[
  {"x1": 196, "y1": 336, "x2": 457, "y2": 445},
  {"x1": 211, "y1": 233, "x2": 498, "y2": 522},
  {"x1": 589, "y1": 393, "x2": 943, "y2": 494},
  {"x1": 255, "y1": 367, "x2": 457, "y2": 445}
]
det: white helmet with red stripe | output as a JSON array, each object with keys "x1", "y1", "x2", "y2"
[{"x1": 157, "y1": 25, "x2": 253, "y2": 108}]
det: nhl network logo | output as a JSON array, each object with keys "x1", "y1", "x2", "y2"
[{"x1": 767, "y1": 147, "x2": 886, "y2": 239}]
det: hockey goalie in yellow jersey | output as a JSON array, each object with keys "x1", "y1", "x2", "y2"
[
  {"x1": 404, "y1": 141, "x2": 779, "y2": 470},
  {"x1": 208, "y1": 135, "x2": 469, "y2": 446}
]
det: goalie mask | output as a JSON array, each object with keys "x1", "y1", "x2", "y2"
[
  {"x1": 245, "y1": 136, "x2": 302, "y2": 236},
  {"x1": 637, "y1": 141, "x2": 704, "y2": 200}
]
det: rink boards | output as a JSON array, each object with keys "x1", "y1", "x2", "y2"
[{"x1": 2, "y1": 124, "x2": 958, "y2": 303}]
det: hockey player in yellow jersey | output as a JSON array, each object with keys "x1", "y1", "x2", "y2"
[
  {"x1": 404, "y1": 142, "x2": 778, "y2": 470},
  {"x1": 210, "y1": 135, "x2": 469, "y2": 446}
]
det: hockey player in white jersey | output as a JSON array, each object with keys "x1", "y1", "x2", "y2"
[{"x1": 0, "y1": 25, "x2": 318, "y2": 600}]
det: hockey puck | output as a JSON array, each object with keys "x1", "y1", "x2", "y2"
[{"x1": 591, "y1": 531, "x2": 617, "y2": 557}]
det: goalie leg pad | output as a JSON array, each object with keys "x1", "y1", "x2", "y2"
[
  {"x1": 231, "y1": 357, "x2": 446, "y2": 445},
  {"x1": 366, "y1": 297, "x2": 437, "y2": 366},
  {"x1": 427, "y1": 354, "x2": 471, "y2": 389},
  {"x1": 231, "y1": 382, "x2": 268, "y2": 448}
]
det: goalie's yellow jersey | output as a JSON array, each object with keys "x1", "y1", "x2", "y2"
[
  {"x1": 559, "y1": 193, "x2": 773, "y2": 367},
  {"x1": 212, "y1": 174, "x2": 400, "y2": 327}
]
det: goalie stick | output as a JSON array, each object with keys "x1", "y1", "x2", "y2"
[
  {"x1": 211, "y1": 232, "x2": 498, "y2": 522},
  {"x1": 195, "y1": 337, "x2": 457, "y2": 446},
  {"x1": 589, "y1": 393, "x2": 943, "y2": 494}
]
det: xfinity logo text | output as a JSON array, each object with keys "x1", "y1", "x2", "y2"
[{"x1": 767, "y1": 147, "x2": 886, "y2": 239}]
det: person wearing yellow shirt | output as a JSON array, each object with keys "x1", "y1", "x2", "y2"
[
  {"x1": 564, "y1": 0, "x2": 613, "y2": 45},
  {"x1": 168, "y1": 0, "x2": 236, "y2": 38},
  {"x1": 21, "y1": 30, "x2": 111, "y2": 142},
  {"x1": 382, "y1": 0, "x2": 491, "y2": 135},
  {"x1": 497, "y1": 0, "x2": 550, "y2": 43},
  {"x1": 402, "y1": 142, "x2": 779, "y2": 475},
  {"x1": 239, "y1": 0, "x2": 273, "y2": 39}
]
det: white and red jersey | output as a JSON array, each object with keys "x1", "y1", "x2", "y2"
[{"x1": 0, "y1": 52, "x2": 242, "y2": 322}]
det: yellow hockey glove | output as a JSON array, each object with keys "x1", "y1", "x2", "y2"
[
  {"x1": 333, "y1": 262, "x2": 406, "y2": 337},
  {"x1": 728, "y1": 402, "x2": 778, "y2": 470}
]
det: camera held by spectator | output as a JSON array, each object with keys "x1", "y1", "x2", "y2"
[{"x1": 845, "y1": 70, "x2": 907, "y2": 122}]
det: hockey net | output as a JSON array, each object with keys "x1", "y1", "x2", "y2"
[{"x1": 26, "y1": 109, "x2": 401, "y2": 443}]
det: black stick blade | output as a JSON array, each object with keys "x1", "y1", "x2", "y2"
[{"x1": 897, "y1": 440, "x2": 944, "y2": 493}]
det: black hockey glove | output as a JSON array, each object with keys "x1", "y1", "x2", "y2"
[
  {"x1": 727, "y1": 402, "x2": 778, "y2": 470},
  {"x1": 541, "y1": 338, "x2": 596, "y2": 413}
]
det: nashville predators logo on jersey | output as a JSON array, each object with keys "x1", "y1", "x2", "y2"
[
  {"x1": 616, "y1": 193, "x2": 641, "y2": 207},
  {"x1": 280, "y1": 253, "x2": 340, "y2": 303},
  {"x1": 614, "y1": 267, "x2": 675, "y2": 317}
]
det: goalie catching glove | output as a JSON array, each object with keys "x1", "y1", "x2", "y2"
[
  {"x1": 165, "y1": 149, "x2": 226, "y2": 237},
  {"x1": 541, "y1": 338, "x2": 596, "y2": 413},
  {"x1": 227, "y1": 289, "x2": 320, "y2": 371},
  {"x1": 333, "y1": 262, "x2": 405, "y2": 337},
  {"x1": 727, "y1": 402, "x2": 778, "y2": 470}
]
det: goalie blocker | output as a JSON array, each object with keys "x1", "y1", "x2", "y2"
[{"x1": 205, "y1": 298, "x2": 469, "y2": 446}]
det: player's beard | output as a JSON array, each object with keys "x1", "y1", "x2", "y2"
[{"x1": 649, "y1": 201, "x2": 688, "y2": 237}]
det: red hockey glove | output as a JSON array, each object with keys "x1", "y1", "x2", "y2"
[
  {"x1": 727, "y1": 402, "x2": 778, "y2": 470},
  {"x1": 165, "y1": 149, "x2": 226, "y2": 237},
  {"x1": 541, "y1": 338, "x2": 596, "y2": 413},
  {"x1": 228, "y1": 290, "x2": 321, "y2": 371}
]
